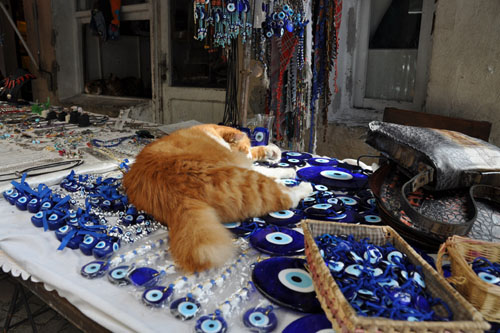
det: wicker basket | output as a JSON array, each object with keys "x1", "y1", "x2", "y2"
[
  {"x1": 437, "y1": 235, "x2": 500, "y2": 323},
  {"x1": 302, "y1": 220, "x2": 491, "y2": 333}
]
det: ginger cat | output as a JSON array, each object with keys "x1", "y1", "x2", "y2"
[{"x1": 123, "y1": 124, "x2": 312, "y2": 272}]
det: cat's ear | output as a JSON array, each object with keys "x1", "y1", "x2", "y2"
[{"x1": 224, "y1": 131, "x2": 248, "y2": 143}]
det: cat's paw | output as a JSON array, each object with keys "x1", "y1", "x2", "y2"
[
  {"x1": 287, "y1": 181, "x2": 314, "y2": 207},
  {"x1": 263, "y1": 143, "x2": 281, "y2": 161}
]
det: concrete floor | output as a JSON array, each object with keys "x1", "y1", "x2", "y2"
[{"x1": 0, "y1": 272, "x2": 81, "y2": 333}]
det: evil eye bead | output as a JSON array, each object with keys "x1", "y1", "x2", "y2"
[
  {"x1": 142, "y1": 286, "x2": 173, "y2": 307},
  {"x1": 195, "y1": 314, "x2": 227, "y2": 333},
  {"x1": 364, "y1": 245, "x2": 383, "y2": 264},
  {"x1": 31, "y1": 211, "x2": 44, "y2": 227},
  {"x1": 308, "y1": 157, "x2": 337, "y2": 166},
  {"x1": 100, "y1": 200, "x2": 112, "y2": 210},
  {"x1": 265, "y1": 30, "x2": 273, "y2": 38},
  {"x1": 345, "y1": 264, "x2": 363, "y2": 278},
  {"x1": 377, "y1": 278, "x2": 400, "y2": 289},
  {"x1": 347, "y1": 251, "x2": 364, "y2": 264},
  {"x1": 27, "y1": 198, "x2": 40, "y2": 213},
  {"x1": 264, "y1": 209, "x2": 303, "y2": 226},
  {"x1": 387, "y1": 250, "x2": 405, "y2": 264},
  {"x1": 227, "y1": 2, "x2": 235, "y2": 12},
  {"x1": 478, "y1": 272, "x2": 500, "y2": 285},
  {"x1": 66, "y1": 234, "x2": 85, "y2": 249},
  {"x1": 108, "y1": 265, "x2": 131, "y2": 285},
  {"x1": 67, "y1": 217, "x2": 79, "y2": 228},
  {"x1": 40, "y1": 201, "x2": 52, "y2": 211},
  {"x1": 128, "y1": 267, "x2": 161, "y2": 287},
  {"x1": 266, "y1": 232, "x2": 293, "y2": 245},
  {"x1": 327, "y1": 260, "x2": 344, "y2": 273},
  {"x1": 170, "y1": 297, "x2": 201, "y2": 320},
  {"x1": 320, "y1": 170, "x2": 353, "y2": 180},
  {"x1": 411, "y1": 271, "x2": 426, "y2": 289},
  {"x1": 135, "y1": 214, "x2": 146, "y2": 224},
  {"x1": 122, "y1": 214, "x2": 135, "y2": 226},
  {"x1": 92, "y1": 240, "x2": 114, "y2": 259},
  {"x1": 55, "y1": 225, "x2": 72, "y2": 241},
  {"x1": 79, "y1": 235, "x2": 99, "y2": 256},
  {"x1": 15, "y1": 196, "x2": 29, "y2": 211},
  {"x1": 47, "y1": 213, "x2": 65, "y2": 230},
  {"x1": 242, "y1": 307, "x2": 277, "y2": 332},
  {"x1": 389, "y1": 291, "x2": 412, "y2": 306},
  {"x1": 5, "y1": 191, "x2": 19, "y2": 205},
  {"x1": 363, "y1": 214, "x2": 382, "y2": 224},
  {"x1": 278, "y1": 179, "x2": 300, "y2": 187},
  {"x1": 3, "y1": 188, "x2": 17, "y2": 202},
  {"x1": 338, "y1": 196, "x2": 358, "y2": 206},
  {"x1": 250, "y1": 227, "x2": 304, "y2": 256},
  {"x1": 81, "y1": 260, "x2": 109, "y2": 279},
  {"x1": 278, "y1": 11, "x2": 286, "y2": 19},
  {"x1": 278, "y1": 268, "x2": 315, "y2": 293},
  {"x1": 357, "y1": 289, "x2": 379, "y2": 302},
  {"x1": 314, "y1": 184, "x2": 329, "y2": 192},
  {"x1": 252, "y1": 257, "x2": 321, "y2": 312}
]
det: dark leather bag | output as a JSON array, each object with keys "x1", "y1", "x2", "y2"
[{"x1": 366, "y1": 121, "x2": 500, "y2": 239}]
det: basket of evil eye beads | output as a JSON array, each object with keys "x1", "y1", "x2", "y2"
[
  {"x1": 302, "y1": 220, "x2": 490, "y2": 332},
  {"x1": 437, "y1": 235, "x2": 500, "y2": 323}
]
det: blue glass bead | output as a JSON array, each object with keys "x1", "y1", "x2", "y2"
[
  {"x1": 135, "y1": 214, "x2": 145, "y2": 224},
  {"x1": 47, "y1": 213, "x2": 66, "y2": 230},
  {"x1": 3, "y1": 188, "x2": 17, "y2": 202},
  {"x1": 364, "y1": 245, "x2": 383, "y2": 264},
  {"x1": 252, "y1": 257, "x2": 321, "y2": 313},
  {"x1": 5, "y1": 190, "x2": 19, "y2": 205},
  {"x1": 66, "y1": 234, "x2": 85, "y2": 249},
  {"x1": 282, "y1": 313, "x2": 332, "y2": 333},
  {"x1": 31, "y1": 211, "x2": 44, "y2": 228},
  {"x1": 92, "y1": 240, "x2": 114, "y2": 258},
  {"x1": 55, "y1": 225, "x2": 73, "y2": 241},
  {"x1": 263, "y1": 209, "x2": 303, "y2": 227},
  {"x1": 27, "y1": 198, "x2": 41, "y2": 213},
  {"x1": 67, "y1": 217, "x2": 79, "y2": 228},
  {"x1": 100, "y1": 200, "x2": 112, "y2": 210},
  {"x1": 15, "y1": 196, "x2": 29, "y2": 210},
  {"x1": 128, "y1": 267, "x2": 161, "y2": 287},
  {"x1": 250, "y1": 227, "x2": 304, "y2": 256},
  {"x1": 170, "y1": 297, "x2": 201, "y2": 320},
  {"x1": 195, "y1": 314, "x2": 227, "y2": 333},
  {"x1": 345, "y1": 264, "x2": 363, "y2": 278},
  {"x1": 108, "y1": 265, "x2": 131, "y2": 285},
  {"x1": 389, "y1": 291, "x2": 411, "y2": 306},
  {"x1": 80, "y1": 235, "x2": 99, "y2": 255},
  {"x1": 122, "y1": 214, "x2": 135, "y2": 226},
  {"x1": 242, "y1": 307, "x2": 277, "y2": 333},
  {"x1": 327, "y1": 260, "x2": 344, "y2": 273},
  {"x1": 142, "y1": 286, "x2": 173, "y2": 307},
  {"x1": 40, "y1": 201, "x2": 52, "y2": 211},
  {"x1": 80, "y1": 260, "x2": 109, "y2": 279},
  {"x1": 307, "y1": 157, "x2": 337, "y2": 167}
]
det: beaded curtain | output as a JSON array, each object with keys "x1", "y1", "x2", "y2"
[{"x1": 193, "y1": 0, "x2": 342, "y2": 152}]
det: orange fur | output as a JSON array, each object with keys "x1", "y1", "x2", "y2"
[{"x1": 123, "y1": 124, "x2": 311, "y2": 273}]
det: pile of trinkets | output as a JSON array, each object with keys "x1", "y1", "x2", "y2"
[
  {"x1": 2, "y1": 169, "x2": 164, "y2": 259},
  {"x1": 315, "y1": 233, "x2": 453, "y2": 321},
  {"x1": 471, "y1": 257, "x2": 500, "y2": 287}
]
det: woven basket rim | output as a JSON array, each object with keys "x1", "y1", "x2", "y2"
[{"x1": 302, "y1": 220, "x2": 491, "y2": 331}]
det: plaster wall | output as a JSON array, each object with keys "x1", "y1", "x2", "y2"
[{"x1": 425, "y1": 0, "x2": 500, "y2": 146}]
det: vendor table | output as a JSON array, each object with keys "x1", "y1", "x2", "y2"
[{"x1": 0, "y1": 108, "x2": 308, "y2": 332}]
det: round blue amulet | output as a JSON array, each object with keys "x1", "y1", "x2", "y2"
[
  {"x1": 242, "y1": 307, "x2": 278, "y2": 333},
  {"x1": 195, "y1": 314, "x2": 227, "y2": 333},
  {"x1": 142, "y1": 286, "x2": 173, "y2": 307},
  {"x1": 81, "y1": 260, "x2": 109, "y2": 279},
  {"x1": 170, "y1": 297, "x2": 201, "y2": 320},
  {"x1": 3, "y1": 188, "x2": 17, "y2": 202},
  {"x1": 79, "y1": 235, "x2": 99, "y2": 256},
  {"x1": 108, "y1": 265, "x2": 131, "y2": 285}
]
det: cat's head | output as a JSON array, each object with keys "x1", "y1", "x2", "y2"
[{"x1": 84, "y1": 80, "x2": 104, "y2": 95}]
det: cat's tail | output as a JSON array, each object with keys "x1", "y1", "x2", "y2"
[{"x1": 168, "y1": 199, "x2": 235, "y2": 273}]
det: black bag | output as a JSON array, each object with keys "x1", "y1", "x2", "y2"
[{"x1": 366, "y1": 121, "x2": 500, "y2": 243}]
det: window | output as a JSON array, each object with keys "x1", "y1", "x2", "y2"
[
  {"x1": 353, "y1": 0, "x2": 434, "y2": 111},
  {"x1": 75, "y1": 0, "x2": 152, "y2": 98},
  {"x1": 169, "y1": 2, "x2": 227, "y2": 88}
]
